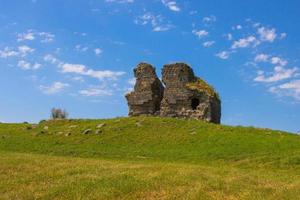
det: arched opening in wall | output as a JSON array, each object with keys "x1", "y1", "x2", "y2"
[{"x1": 191, "y1": 98, "x2": 199, "y2": 110}]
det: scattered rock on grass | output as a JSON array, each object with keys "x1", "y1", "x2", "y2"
[
  {"x1": 135, "y1": 122, "x2": 142, "y2": 127},
  {"x1": 65, "y1": 132, "x2": 71, "y2": 136},
  {"x1": 44, "y1": 126, "x2": 49, "y2": 130},
  {"x1": 82, "y1": 129, "x2": 92, "y2": 135},
  {"x1": 97, "y1": 123, "x2": 106, "y2": 129},
  {"x1": 95, "y1": 129, "x2": 102, "y2": 135}
]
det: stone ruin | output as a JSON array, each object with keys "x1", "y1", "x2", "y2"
[
  {"x1": 125, "y1": 62, "x2": 221, "y2": 124},
  {"x1": 125, "y1": 63, "x2": 164, "y2": 116}
]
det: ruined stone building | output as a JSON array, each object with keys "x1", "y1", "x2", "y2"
[{"x1": 125, "y1": 62, "x2": 221, "y2": 124}]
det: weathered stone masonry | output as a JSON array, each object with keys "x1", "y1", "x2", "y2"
[
  {"x1": 125, "y1": 63, "x2": 164, "y2": 116},
  {"x1": 125, "y1": 62, "x2": 221, "y2": 124}
]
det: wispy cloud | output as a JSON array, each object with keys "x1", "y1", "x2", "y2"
[
  {"x1": 60, "y1": 63, "x2": 125, "y2": 80},
  {"x1": 18, "y1": 45, "x2": 35, "y2": 57},
  {"x1": 254, "y1": 54, "x2": 269, "y2": 62},
  {"x1": 39, "y1": 32, "x2": 55, "y2": 43},
  {"x1": 254, "y1": 66, "x2": 297, "y2": 83},
  {"x1": 134, "y1": 12, "x2": 173, "y2": 32},
  {"x1": 203, "y1": 41, "x2": 215, "y2": 48},
  {"x1": 269, "y1": 80, "x2": 300, "y2": 101},
  {"x1": 44, "y1": 54, "x2": 60, "y2": 64},
  {"x1": 17, "y1": 60, "x2": 41, "y2": 70},
  {"x1": 203, "y1": 15, "x2": 216, "y2": 23},
  {"x1": 0, "y1": 47, "x2": 19, "y2": 58},
  {"x1": 43, "y1": 55, "x2": 125, "y2": 80},
  {"x1": 215, "y1": 51, "x2": 231, "y2": 59},
  {"x1": 75, "y1": 45, "x2": 89, "y2": 52},
  {"x1": 161, "y1": 0, "x2": 180, "y2": 12},
  {"x1": 79, "y1": 88, "x2": 113, "y2": 97},
  {"x1": 39, "y1": 82, "x2": 69, "y2": 95},
  {"x1": 17, "y1": 31, "x2": 35, "y2": 41},
  {"x1": 94, "y1": 48, "x2": 103, "y2": 56},
  {"x1": 17, "y1": 30, "x2": 55, "y2": 43},
  {"x1": 257, "y1": 27, "x2": 277, "y2": 42},
  {"x1": 0, "y1": 45, "x2": 34, "y2": 58},
  {"x1": 192, "y1": 29, "x2": 209, "y2": 39},
  {"x1": 232, "y1": 36, "x2": 260, "y2": 49}
]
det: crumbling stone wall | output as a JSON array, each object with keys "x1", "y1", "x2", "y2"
[
  {"x1": 125, "y1": 63, "x2": 164, "y2": 116},
  {"x1": 160, "y1": 63, "x2": 221, "y2": 123},
  {"x1": 125, "y1": 62, "x2": 221, "y2": 124}
]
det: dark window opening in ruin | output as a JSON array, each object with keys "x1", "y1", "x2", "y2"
[{"x1": 191, "y1": 98, "x2": 199, "y2": 110}]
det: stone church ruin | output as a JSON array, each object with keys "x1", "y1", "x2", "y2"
[{"x1": 125, "y1": 62, "x2": 221, "y2": 124}]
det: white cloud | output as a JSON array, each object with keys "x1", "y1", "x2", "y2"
[
  {"x1": 0, "y1": 46, "x2": 34, "y2": 58},
  {"x1": 135, "y1": 12, "x2": 173, "y2": 32},
  {"x1": 203, "y1": 41, "x2": 215, "y2": 47},
  {"x1": 44, "y1": 54, "x2": 60, "y2": 64},
  {"x1": 280, "y1": 33, "x2": 287, "y2": 39},
  {"x1": 216, "y1": 51, "x2": 230, "y2": 60},
  {"x1": 17, "y1": 60, "x2": 31, "y2": 70},
  {"x1": 61, "y1": 63, "x2": 86, "y2": 74},
  {"x1": 60, "y1": 63, "x2": 125, "y2": 80},
  {"x1": 75, "y1": 45, "x2": 89, "y2": 52},
  {"x1": 232, "y1": 36, "x2": 260, "y2": 49},
  {"x1": 269, "y1": 80, "x2": 300, "y2": 101},
  {"x1": 17, "y1": 30, "x2": 55, "y2": 43},
  {"x1": 232, "y1": 25, "x2": 242, "y2": 30},
  {"x1": 85, "y1": 69, "x2": 125, "y2": 80},
  {"x1": 192, "y1": 29, "x2": 209, "y2": 39},
  {"x1": 0, "y1": 47, "x2": 19, "y2": 58},
  {"x1": 270, "y1": 57, "x2": 288, "y2": 66},
  {"x1": 254, "y1": 54, "x2": 269, "y2": 62},
  {"x1": 203, "y1": 15, "x2": 216, "y2": 23},
  {"x1": 17, "y1": 60, "x2": 41, "y2": 70},
  {"x1": 161, "y1": 0, "x2": 180, "y2": 12},
  {"x1": 257, "y1": 27, "x2": 277, "y2": 42},
  {"x1": 71, "y1": 76, "x2": 84, "y2": 82},
  {"x1": 153, "y1": 25, "x2": 172, "y2": 32},
  {"x1": 254, "y1": 54, "x2": 288, "y2": 66},
  {"x1": 39, "y1": 32, "x2": 55, "y2": 43},
  {"x1": 79, "y1": 88, "x2": 113, "y2": 97},
  {"x1": 39, "y1": 82, "x2": 69, "y2": 94},
  {"x1": 18, "y1": 45, "x2": 34, "y2": 57},
  {"x1": 44, "y1": 55, "x2": 125, "y2": 80},
  {"x1": 226, "y1": 33, "x2": 233, "y2": 41},
  {"x1": 17, "y1": 31, "x2": 35, "y2": 41},
  {"x1": 254, "y1": 66, "x2": 297, "y2": 83},
  {"x1": 189, "y1": 10, "x2": 198, "y2": 15},
  {"x1": 94, "y1": 48, "x2": 102, "y2": 55}
]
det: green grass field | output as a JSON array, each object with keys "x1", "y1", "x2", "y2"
[{"x1": 1, "y1": 117, "x2": 300, "y2": 199}]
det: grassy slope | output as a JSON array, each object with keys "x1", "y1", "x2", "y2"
[{"x1": 1, "y1": 117, "x2": 300, "y2": 199}]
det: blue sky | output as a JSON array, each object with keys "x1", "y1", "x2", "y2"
[{"x1": 0, "y1": 0, "x2": 299, "y2": 133}]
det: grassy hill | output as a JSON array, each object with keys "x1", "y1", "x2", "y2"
[{"x1": 1, "y1": 117, "x2": 300, "y2": 199}]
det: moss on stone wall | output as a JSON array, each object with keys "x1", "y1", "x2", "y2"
[{"x1": 186, "y1": 78, "x2": 220, "y2": 100}]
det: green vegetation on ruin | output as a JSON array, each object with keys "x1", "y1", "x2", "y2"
[
  {"x1": 1, "y1": 117, "x2": 300, "y2": 199},
  {"x1": 186, "y1": 78, "x2": 220, "y2": 99}
]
